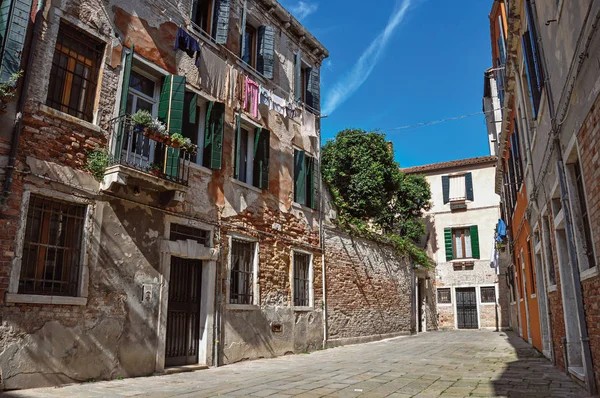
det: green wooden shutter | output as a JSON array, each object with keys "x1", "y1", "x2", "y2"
[
  {"x1": 116, "y1": 45, "x2": 134, "y2": 156},
  {"x1": 213, "y1": 0, "x2": 230, "y2": 44},
  {"x1": 442, "y1": 175, "x2": 450, "y2": 204},
  {"x1": 204, "y1": 101, "x2": 214, "y2": 148},
  {"x1": 210, "y1": 102, "x2": 224, "y2": 170},
  {"x1": 253, "y1": 128, "x2": 270, "y2": 189},
  {"x1": 294, "y1": 149, "x2": 306, "y2": 205},
  {"x1": 158, "y1": 74, "x2": 186, "y2": 134},
  {"x1": 257, "y1": 25, "x2": 275, "y2": 79},
  {"x1": 165, "y1": 148, "x2": 180, "y2": 178},
  {"x1": 470, "y1": 225, "x2": 480, "y2": 259},
  {"x1": 465, "y1": 172, "x2": 474, "y2": 201},
  {"x1": 234, "y1": 114, "x2": 242, "y2": 178},
  {"x1": 189, "y1": 93, "x2": 198, "y2": 123},
  {"x1": 0, "y1": 0, "x2": 34, "y2": 82},
  {"x1": 239, "y1": 0, "x2": 247, "y2": 58},
  {"x1": 307, "y1": 156, "x2": 315, "y2": 209},
  {"x1": 444, "y1": 228, "x2": 453, "y2": 261},
  {"x1": 294, "y1": 51, "x2": 302, "y2": 103},
  {"x1": 306, "y1": 67, "x2": 320, "y2": 112}
]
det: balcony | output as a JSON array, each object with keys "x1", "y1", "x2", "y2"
[{"x1": 101, "y1": 115, "x2": 193, "y2": 206}]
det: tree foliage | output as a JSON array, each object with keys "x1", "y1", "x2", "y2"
[{"x1": 322, "y1": 129, "x2": 433, "y2": 266}]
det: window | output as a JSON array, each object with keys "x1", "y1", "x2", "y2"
[
  {"x1": 18, "y1": 195, "x2": 86, "y2": 296},
  {"x1": 242, "y1": 24, "x2": 257, "y2": 68},
  {"x1": 294, "y1": 149, "x2": 316, "y2": 208},
  {"x1": 294, "y1": 53, "x2": 320, "y2": 113},
  {"x1": 442, "y1": 173, "x2": 473, "y2": 204},
  {"x1": 46, "y1": 22, "x2": 104, "y2": 122},
  {"x1": 234, "y1": 117, "x2": 270, "y2": 189},
  {"x1": 437, "y1": 288, "x2": 451, "y2": 304},
  {"x1": 522, "y1": 0, "x2": 544, "y2": 119},
  {"x1": 192, "y1": 0, "x2": 214, "y2": 35},
  {"x1": 229, "y1": 239, "x2": 256, "y2": 305},
  {"x1": 444, "y1": 226, "x2": 480, "y2": 261},
  {"x1": 480, "y1": 286, "x2": 496, "y2": 303},
  {"x1": 572, "y1": 162, "x2": 596, "y2": 269},
  {"x1": 170, "y1": 224, "x2": 210, "y2": 246},
  {"x1": 293, "y1": 252, "x2": 312, "y2": 307}
]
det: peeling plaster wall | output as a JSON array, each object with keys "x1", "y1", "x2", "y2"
[{"x1": 0, "y1": 0, "x2": 327, "y2": 390}]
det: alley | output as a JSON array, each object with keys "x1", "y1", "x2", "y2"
[{"x1": 5, "y1": 330, "x2": 586, "y2": 398}]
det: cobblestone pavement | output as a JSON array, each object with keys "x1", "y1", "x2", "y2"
[{"x1": 5, "y1": 330, "x2": 588, "y2": 398}]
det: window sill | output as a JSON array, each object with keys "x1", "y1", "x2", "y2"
[
  {"x1": 226, "y1": 304, "x2": 260, "y2": 311},
  {"x1": 293, "y1": 306, "x2": 314, "y2": 312},
  {"x1": 5, "y1": 293, "x2": 87, "y2": 306},
  {"x1": 292, "y1": 202, "x2": 317, "y2": 214},
  {"x1": 230, "y1": 177, "x2": 263, "y2": 194},
  {"x1": 480, "y1": 302, "x2": 496, "y2": 306},
  {"x1": 437, "y1": 303, "x2": 452, "y2": 307},
  {"x1": 189, "y1": 162, "x2": 214, "y2": 175},
  {"x1": 39, "y1": 104, "x2": 102, "y2": 134},
  {"x1": 580, "y1": 266, "x2": 599, "y2": 282},
  {"x1": 548, "y1": 284, "x2": 558, "y2": 293}
]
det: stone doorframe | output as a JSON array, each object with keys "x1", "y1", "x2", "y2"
[{"x1": 155, "y1": 217, "x2": 219, "y2": 373}]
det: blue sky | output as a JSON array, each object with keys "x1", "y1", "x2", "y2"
[{"x1": 281, "y1": 0, "x2": 494, "y2": 168}]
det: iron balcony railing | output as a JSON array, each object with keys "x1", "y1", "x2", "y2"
[{"x1": 107, "y1": 115, "x2": 192, "y2": 186}]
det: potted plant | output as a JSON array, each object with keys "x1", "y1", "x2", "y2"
[
  {"x1": 132, "y1": 110, "x2": 153, "y2": 132},
  {"x1": 147, "y1": 163, "x2": 161, "y2": 176},
  {"x1": 182, "y1": 138, "x2": 198, "y2": 154},
  {"x1": 146, "y1": 118, "x2": 168, "y2": 142},
  {"x1": 0, "y1": 71, "x2": 23, "y2": 114},
  {"x1": 169, "y1": 132, "x2": 185, "y2": 148}
]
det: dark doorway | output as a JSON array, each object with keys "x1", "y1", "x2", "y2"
[
  {"x1": 418, "y1": 278, "x2": 426, "y2": 333},
  {"x1": 456, "y1": 287, "x2": 478, "y2": 329},
  {"x1": 165, "y1": 257, "x2": 202, "y2": 367}
]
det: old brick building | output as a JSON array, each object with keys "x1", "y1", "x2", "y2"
[
  {"x1": 489, "y1": 0, "x2": 600, "y2": 394},
  {"x1": 0, "y1": 0, "x2": 330, "y2": 389},
  {"x1": 404, "y1": 157, "x2": 508, "y2": 332}
]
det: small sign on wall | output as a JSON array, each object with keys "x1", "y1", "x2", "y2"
[{"x1": 142, "y1": 284, "x2": 153, "y2": 303}]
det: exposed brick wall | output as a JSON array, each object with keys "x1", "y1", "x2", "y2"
[{"x1": 324, "y1": 227, "x2": 413, "y2": 340}]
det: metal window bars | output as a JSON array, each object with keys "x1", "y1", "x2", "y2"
[
  {"x1": 293, "y1": 253, "x2": 310, "y2": 307},
  {"x1": 19, "y1": 195, "x2": 85, "y2": 296},
  {"x1": 107, "y1": 115, "x2": 192, "y2": 186},
  {"x1": 230, "y1": 239, "x2": 255, "y2": 305}
]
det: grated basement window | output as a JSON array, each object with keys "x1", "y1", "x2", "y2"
[
  {"x1": 481, "y1": 286, "x2": 496, "y2": 303},
  {"x1": 46, "y1": 22, "x2": 104, "y2": 122},
  {"x1": 19, "y1": 195, "x2": 86, "y2": 296},
  {"x1": 437, "y1": 288, "x2": 451, "y2": 304}
]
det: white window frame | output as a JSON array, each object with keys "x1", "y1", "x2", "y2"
[
  {"x1": 290, "y1": 249, "x2": 314, "y2": 310},
  {"x1": 448, "y1": 173, "x2": 467, "y2": 202},
  {"x1": 226, "y1": 233, "x2": 260, "y2": 309},
  {"x1": 234, "y1": 115, "x2": 261, "y2": 187},
  {"x1": 6, "y1": 189, "x2": 93, "y2": 306},
  {"x1": 479, "y1": 285, "x2": 497, "y2": 305},
  {"x1": 436, "y1": 287, "x2": 452, "y2": 306}
]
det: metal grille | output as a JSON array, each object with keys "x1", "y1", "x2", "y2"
[
  {"x1": 170, "y1": 224, "x2": 210, "y2": 247},
  {"x1": 165, "y1": 257, "x2": 202, "y2": 367},
  {"x1": 46, "y1": 22, "x2": 104, "y2": 122},
  {"x1": 19, "y1": 195, "x2": 86, "y2": 296},
  {"x1": 437, "y1": 288, "x2": 451, "y2": 304},
  {"x1": 230, "y1": 239, "x2": 255, "y2": 305},
  {"x1": 293, "y1": 253, "x2": 311, "y2": 307},
  {"x1": 480, "y1": 286, "x2": 496, "y2": 303}
]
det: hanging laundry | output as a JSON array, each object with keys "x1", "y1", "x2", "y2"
[
  {"x1": 259, "y1": 86, "x2": 272, "y2": 109},
  {"x1": 286, "y1": 103, "x2": 298, "y2": 119},
  {"x1": 198, "y1": 46, "x2": 228, "y2": 101},
  {"x1": 271, "y1": 93, "x2": 286, "y2": 115},
  {"x1": 228, "y1": 65, "x2": 238, "y2": 107},
  {"x1": 244, "y1": 77, "x2": 260, "y2": 118},
  {"x1": 174, "y1": 27, "x2": 200, "y2": 58},
  {"x1": 301, "y1": 109, "x2": 317, "y2": 137}
]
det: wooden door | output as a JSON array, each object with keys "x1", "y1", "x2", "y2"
[
  {"x1": 456, "y1": 287, "x2": 478, "y2": 329},
  {"x1": 165, "y1": 257, "x2": 202, "y2": 367}
]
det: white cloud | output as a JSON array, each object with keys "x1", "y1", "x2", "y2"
[
  {"x1": 288, "y1": 1, "x2": 319, "y2": 21},
  {"x1": 323, "y1": 0, "x2": 413, "y2": 116}
]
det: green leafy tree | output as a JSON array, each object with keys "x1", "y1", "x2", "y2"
[{"x1": 322, "y1": 129, "x2": 433, "y2": 266}]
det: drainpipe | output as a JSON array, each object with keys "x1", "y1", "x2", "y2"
[
  {"x1": 213, "y1": 225, "x2": 221, "y2": 368},
  {"x1": 530, "y1": 1, "x2": 597, "y2": 393},
  {"x1": 317, "y1": 114, "x2": 327, "y2": 349},
  {"x1": 0, "y1": 0, "x2": 46, "y2": 205}
]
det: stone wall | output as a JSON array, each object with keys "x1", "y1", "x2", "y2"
[{"x1": 323, "y1": 226, "x2": 414, "y2": 345}]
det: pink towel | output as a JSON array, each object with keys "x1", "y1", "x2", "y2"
[{"x1": 244, "y1": 77, "x2": 260, "y2": 118}]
